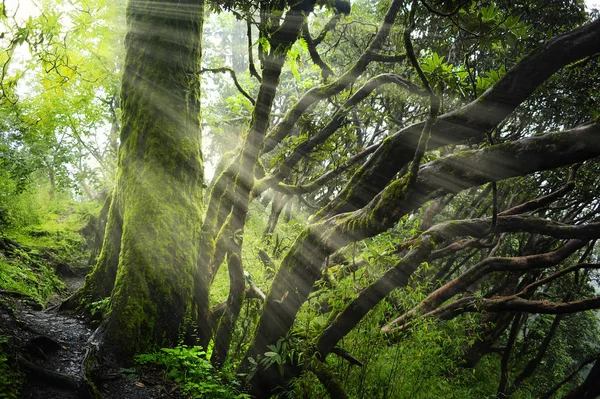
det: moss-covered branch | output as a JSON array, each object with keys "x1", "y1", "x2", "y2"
[
  {"x1": 320, "y1": 18, "x2": 600, "y2": 218},
  {"x1": 244, "y1": 122, "x2": 600, "y2": 387}
]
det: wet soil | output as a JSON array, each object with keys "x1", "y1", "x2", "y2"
[{"x1": 0, "y1": 277, "x2": 182, "y2": 399}]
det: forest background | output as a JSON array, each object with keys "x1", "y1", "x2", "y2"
[{"x1": 1, "y1": 0, "x2": 600, "y2": 398}]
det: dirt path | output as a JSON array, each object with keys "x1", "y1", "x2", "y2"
[
  {"x1": 1, "y1": 278, "x2": 178, "y2": 399},
  {"x1": 17, "y1": 301, "x2": 93, "y2": 399}
]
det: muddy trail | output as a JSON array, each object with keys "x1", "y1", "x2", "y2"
[{"x1": 1, "y1": 276, "x2": 180, "y2": 399}]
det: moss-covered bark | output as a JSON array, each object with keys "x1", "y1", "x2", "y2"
[{"x1": 88, "y1": 0, "x2": 204, "y2": 360}]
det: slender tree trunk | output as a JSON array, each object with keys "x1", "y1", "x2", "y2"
[
  {"x1": 210, "y1": 5, "x2": 311, "y2": 367},
  {"x1": 62, "y1": 191, "x2": 122, "y2": 310},
  {"x1": 47, "y1": 166, "x2": 55, "y2": 201},
  {"x1": 263, "y1": 192, "x2": 290, "y2": 237},
  {"x1": 497, "y1": 313, "x2": 522, "y2": 398},
  {"x1": 78, "y1": 0, "x2": 205, "y2": 360}
]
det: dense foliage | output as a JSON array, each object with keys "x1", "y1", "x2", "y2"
[{"x1": 1, "y1": 0, "x2": 600, "y2": 398}]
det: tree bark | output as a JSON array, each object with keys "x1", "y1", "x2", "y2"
[{"x1": 81, "y1": 0, "x2": 205, "y2": 360}]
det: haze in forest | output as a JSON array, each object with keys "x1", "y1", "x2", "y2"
[{"x1": 1, "y1": 1, "x2": 600, "y2": 398}]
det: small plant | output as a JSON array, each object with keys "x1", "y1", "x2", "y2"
[
  {"x1": 88, "y1": 297, "x2": 110, "y2": 320},
  {"x1": 135, "y1": 345, "x2": 249, "y2": 399},
  {"x1": 260, "y1": 337, "x2": 302, "y2": 376}
]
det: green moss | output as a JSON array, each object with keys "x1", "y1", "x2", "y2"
[{"x1": 0, "y1": 256, "x2": 64, "y2": 305}]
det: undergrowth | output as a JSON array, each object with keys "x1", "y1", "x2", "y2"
[
  {"x1": 0, "y1": 191, "x2": 98, "y2": 305},
  {"x1": 135, "y1": 345, "x2": 250, "y2": 399},
  {"x1": 0, "y1": 256, "x2": 64, "y2": 304},
  {"x1": 0, "y1": 336, "x2": 21, "y2": 399}
]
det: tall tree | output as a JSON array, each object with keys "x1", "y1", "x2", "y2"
[{"x1": 72, "y1": 0, "x2": 205, "y2": 359}]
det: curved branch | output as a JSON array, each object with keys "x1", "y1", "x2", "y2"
[
  {"x1": 320, "y1": 18, "x2": 600, "y2": 218},
  {"x1": 499, "y1": 165, "x2": 579, "y2": 216},
  {"x1": 255, "y1": 73, "x2": 424, "y2": 196},
  {"x1": 313, "y1": 14, "x2": 341, "y2": 46},
  {"x1": 316, "y1": 234, "x2": 437, "y2": 358},
  {"x1": 400, "y1": 264, "x2": 600, "y2": 328},
  {"x1": 273, "y1": 141, "x2": 380, "y2": 195},
  {"x1": 201, "y1": 67, "x2": 256, "y2": 105},
  {"x1": 383, "y1": 240, "x2": 586, "y2": 331},
  {"x1": 302, "y1": 22, "x2": 334, "y2": 80},
  {"x1": 474, "y1": 295, "x2": 600, "y2": 314},
  {"x1": 261, "y1": 0, "x2": 404, "y2": 154}
]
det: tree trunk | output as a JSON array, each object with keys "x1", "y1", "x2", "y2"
[
  {"x1": 210, "y1": 5, "x2": 310, "y2": 367},
  {"x1": 47, "y1": 166, "x2": 55, "y2": 201},
  {"x1": 562, "y1": 359, "x2": 600, "y2": 399},
  {"x1": 82, "y1": 0, "x2": 204, "y2": 360},
  {"x1": 263, "y1": 192, "x2": 290, "y2": 237}
]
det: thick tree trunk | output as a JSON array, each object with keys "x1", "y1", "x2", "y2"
[{"x1": 83, "y1": 0, "x2": 204, "y2": 360}]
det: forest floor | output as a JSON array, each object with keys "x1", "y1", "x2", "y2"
[{"x1": 0, "y1": 274, "x2": 181, "y2": 399}]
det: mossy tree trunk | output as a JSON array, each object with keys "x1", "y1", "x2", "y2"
[
  {"x1": 209, "y1": 3, "x2": 315, "y2": 368},
  {"x1": 76, "y1": 0, "x2": 205, "y2": 360}
]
